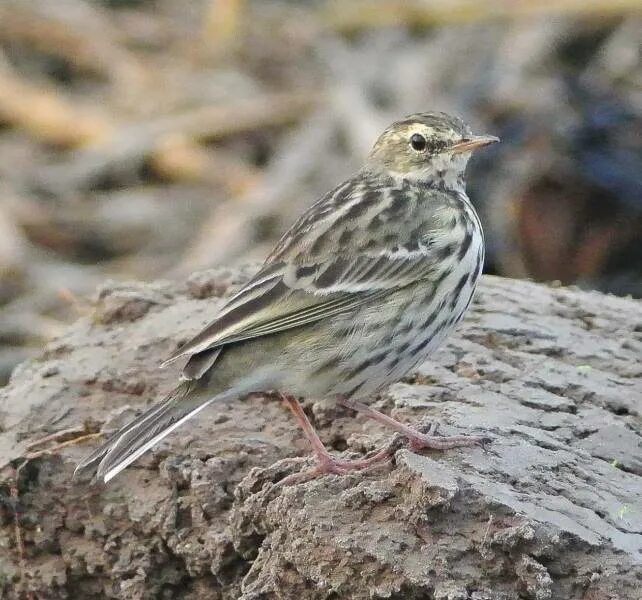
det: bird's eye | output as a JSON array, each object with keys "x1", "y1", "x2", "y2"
[{"x1": 410, "y1": 133, "x2": 427, "y2": 152}]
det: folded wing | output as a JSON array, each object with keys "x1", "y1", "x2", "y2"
[
  {"x1": 163, "y1": 250, "x2": 436, "y2": 370},
  {"x1": 163, "y1": 178, "x2": 439, "y2": 373}
]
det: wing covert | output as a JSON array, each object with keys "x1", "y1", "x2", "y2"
[{"x1": 162, "y1": 249, "x2": 436, "y2": 367}]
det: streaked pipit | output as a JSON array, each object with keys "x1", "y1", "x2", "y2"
[{"x1": 76, "y1": 112, "x2": 499, "y2": 484}]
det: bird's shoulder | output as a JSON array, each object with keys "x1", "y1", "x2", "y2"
[{"x1": 265, "y1": 171, "x2": 443, "y2": 265}]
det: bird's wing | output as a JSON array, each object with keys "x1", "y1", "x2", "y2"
[
  {"x1": 162, "y1": 251, "x2": 436, "y2": 366},
  {"x1": 162, "y1": 176, "x2": 442, "y2": 366}
]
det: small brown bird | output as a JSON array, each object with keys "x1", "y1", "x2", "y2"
[{"x1": 76, "y1": 112, "x2": 499, "y2": 484}]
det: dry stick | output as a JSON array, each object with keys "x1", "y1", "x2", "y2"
[
  {"x1": 38, "y1": 91, "x2": 319, "y2": 193},
  {"x1": 0, "y1": 2, "x2": 145, "y2": 84},
  {"x1": 25, "y1": 426, "x2": 95, "y2": 451},
  {"x1": 324, "y1": 0, "x2": 642, "y2": 33},
  {"x1": 202, "y1": 0, "x2": 246, "y2": 54},
  {"x1": 24, "y1": 433, "x2": 103, "y2": 460},
  {"x1": 9, "y1": 460, "x2": 27, "y2": 563},
  {"x1": 0, "y1": 69, "x2": 111, "y2": 148},
  {"x1": 10, "y1": 459, "x2": 41, "y2": 599},
  {"x1": 149, "y1": 134, "x2": 261, "y2": 191},
  {"x1": 481, "y1": 514, "x2": 494, "y2": 550}
]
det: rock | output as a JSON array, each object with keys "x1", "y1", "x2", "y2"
[{"x1": 0, "y1": 269, "x2": 640, "y2": 599}]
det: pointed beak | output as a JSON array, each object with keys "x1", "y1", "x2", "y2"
[{"x1": 450, "y1": 134, "x2": 500, "y2": 154}]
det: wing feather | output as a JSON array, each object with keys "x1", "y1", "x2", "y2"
[
  {"x1": 162, "y1": 177, "x2": 441, "y2": 369},
  {"x1": 162, "y1": 252, "x2": 434, "y2": 367}
]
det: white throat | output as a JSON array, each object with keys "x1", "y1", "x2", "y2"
[{"x1": 388, "y1": 151, "x2": 471, "y2": 192}]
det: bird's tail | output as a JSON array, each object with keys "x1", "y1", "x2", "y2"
[{"x1": 74, "y1": 380, "x2": 215, "y2": 484}]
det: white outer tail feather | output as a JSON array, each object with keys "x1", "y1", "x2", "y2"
[{"x1": 100, "y1": 396, "x2": 216, "y2": 483}]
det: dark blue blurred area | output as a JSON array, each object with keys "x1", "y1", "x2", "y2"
[{"x1": 568, "y1": 83, "x2": 641, "y2": 212}]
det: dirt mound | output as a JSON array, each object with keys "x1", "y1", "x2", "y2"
[{"x1": 0, "y1": 268, "x2": 640, "y2": 599}]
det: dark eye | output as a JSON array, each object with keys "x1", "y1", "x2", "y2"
[{"x1": 410, "y1": 133, "x2": 427, "y2": 152}]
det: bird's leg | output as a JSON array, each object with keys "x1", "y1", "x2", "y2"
[
  {"x1": 339, "y1": 397, "x2": 489, "y2": 451},
  {"x1": 281, "y1": 394, "x2": 341, "y2": 473},
  {"x1": 280, "y1": 394, "x2": 393, "y2": 475}
]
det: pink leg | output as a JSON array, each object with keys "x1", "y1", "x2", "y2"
[
  {"x1": 281, "y1": 395, "x2": 393, "y2": 477},
  {"x1": 339, "y1": 398, "x2": 489, "y2": 451}
]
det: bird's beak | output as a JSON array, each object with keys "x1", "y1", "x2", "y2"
[{"x1": 450, "y1": 134, "x2": 500, "y2": 154}]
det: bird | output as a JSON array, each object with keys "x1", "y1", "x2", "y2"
[{"x1": 75, "y1": 112, "x2": 499, "y2": 484}]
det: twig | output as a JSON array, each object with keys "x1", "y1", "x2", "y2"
[
  {"x1": 25, "y1": 430, "x2": 102, "y2": 455},
  {"x1": 323, "y1": 0, "x2": 642, "y2": 33},
  {"x1": 0, "y1": 2, "x2": 146, "y2": 88},
  {"x1": 24, "y1": 433, "x2": 103, "y2": 461},
  {"x1": 9, "y1": 459, "x2": 28, "y2": 564},
  {"x1": 149, "y1": 134, "x2": 261, "y2": 192},
  {"x1": 37, "y1": 91, "x2": 319, "y2": 193},
  {"x1": 481, "y1": 514, "x2": 494, "y2": 550},
  {"x1": 0, "y1": 68, "x2": 111, "y2": 148}
]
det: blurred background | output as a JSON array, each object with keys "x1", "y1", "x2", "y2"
[{"x1": 0, "y1": 0, "x2": 640, "y2": 385}]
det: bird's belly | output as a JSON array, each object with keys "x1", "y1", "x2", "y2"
[{"x1": 280, "y1": 240, "x2": 483, "y2": 400}]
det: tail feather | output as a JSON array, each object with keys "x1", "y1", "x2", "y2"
[{"x1": 74, "y1": 380, "x2": 213, "y2": 484}]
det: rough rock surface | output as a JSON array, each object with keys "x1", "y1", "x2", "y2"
[{"x1": 0, "y1": 268, "x2": 640, "y2": 599}]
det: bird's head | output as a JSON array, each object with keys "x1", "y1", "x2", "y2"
[{"x1": 367, "y1": 112, "x2": 499, "y2": 189}]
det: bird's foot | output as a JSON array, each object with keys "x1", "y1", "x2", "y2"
[
  {"x1": 277, "y1": 447, "x2": 393, "y2": 486},
  {"x1": 278, "y1": 393, "x2": 394, "y2": 485},
  {"x1": 338, "y1": 397, "x2": 491, "y2": 453},
  {"x1": 318, "y1": 445, "x2": 394, "y2": 472}
]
